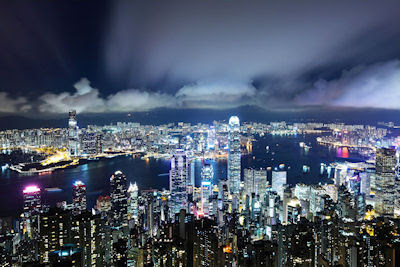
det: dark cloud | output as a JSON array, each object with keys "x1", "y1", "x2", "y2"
[{"x1": 0, "y1": 0, "x2": 400, "y2": 114}]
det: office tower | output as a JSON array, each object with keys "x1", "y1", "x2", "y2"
[
  {"x1": 201, "y1": 163, "x2": 213, "y2": 217},
  {"x1": 272, "y1": 170, "x2": 287, "y2": 199},
  {"x1": 228, "y1": 116, "x2": 241, "y2": 207},
  {"x1": 294, "y1": 183, "x2": 310, "y2": 201},
  {"x1": 72, "y1": 180, "x2": 86, "y2": 215},
  {"x1": 244, "y1": 168, "x2": 267, "y2": 199},
  {"x1": 23, "y1": 185, "x2": 41, "y2": 217},
  {"x1": 127, "y1": 182, "x2": 139, "y2": 222},
  {"x1": 169, "y1": 149, "x2": 188, "y2": 217},
  {"x1": 310, "y1": 185, "x2": 325, "y2": 215},
  {"x1": 110, "y1": 171, "x2": 128, "y2": 227},
  {"x1": 68, "y1": 110, "x2": 79, "y2": 156},
  {"x1": 375, "y1": 148, "x2": 396, "y2": 216},
  {"x1": 40, "y1": 208, "x2": 72, "y2": 263}
]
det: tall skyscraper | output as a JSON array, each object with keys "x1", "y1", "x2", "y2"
[
  {"x1": 272, "y1": 170, "x2": 287, "y2": 199},
  {"x1": 375, "y1": 148, "x2": 396, "y2": 216},
  {"x1": 169, "y1": 149, "x2": 188, "y2": 217},
  {"x1": 23, "y1": 185, "x2": 41, "y2": 217},
  {"x1": 244, "y1": 168, "x2": 267, "y2": 199},
  {"x1": 228, "y1": 116, "x2": 241, "y2": 206},
  {"x1": 39, "y1": 208, "x2": 71, "y2": 263},
  {"x1": 72, "y1": 180, "x2": 86, "y2": 215},
  {"x1": 110, "y1": 170, "x2": 128, "y2": 227},
  {"x1": 201, "y1": 163, "x2": 214, "y2": 217},
  {"x1": 127, "y1": 182, "x2": 139, "y2": 223},
  {"x1": 68, "y1": 110, "x2": 79, "y2": 156},
  {"x1": 71, "y1": 211, "x2": 105, "y2": 266}
]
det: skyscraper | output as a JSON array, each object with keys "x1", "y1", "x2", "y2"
[
  {"x1": 68, "y1": 110, "x2": 79, "y2": 156},
  {"x1": 272, "y1": 170, "x2": 287, "y2": 199},
  {"x1": 201, "y1": 163, "x2": 214, "y2": 217},
  {"x1": 23, "y1": 185, "x2": 41, "y2": 217},
  {"x1": 110, "y1": 170, "x2": 128, "y2": 227},
  {"x1": 127, "y1": 182, "x2": 139, "y2": 223},
  {"x1": 169, "y1": 149, "x2": 188, "y2": 217},
  {"x1": 375, "y1": 148, "x2": 396, "y2": 216},
  {"x1": 244, "y1": 168, "x2": 267, "y2": 199},
  {"x1": 228, "y1": 116, "x2": 241, "y2": 207},
  {"x1": 72, "y1": 180, "x2": 86, "y2": 215},
  {"x1": 39, "y1": 208, "x2": 71, "y2": 263}
]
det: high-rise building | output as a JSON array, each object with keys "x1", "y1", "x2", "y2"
[
  {"x1": 71, "y1": 211, "x2": 105, "y2": 266},
  {"x1": 169, "y1": 149, "x2": 188, "y2": 217},
  {"x1": 127, "y1": 182, "x2": 139, "y2": 223},
  {"x1": 228, "y1": 116, "x2": 241, "y2": 208},
  {"x1": 110, "y1": 171, "x2": 128, "y2": 227},
  {"x1": 23, "y1": 185, "x2": 41, "y2": 217},
  {"x1": 272, "y1": 170, "x2": 287, "y2": 199},
  {"x1": 375, "y1": 148, "x2": 396, "y2": 216},
  {"x1": 201, "y1": 163, "x2": 213, "y2": 217},
  {"x1": 40, "y1": 208, "x2": 72, "y2": 263},
  {"x1": 68, "y1": 110, "x2": 79, "y2": 156},
  {"x1": 72, "y1": 180, "x2": 86, "y2": 215},
  {"x1": 244, "y1": 168, "x2": 267, "y2": 199}
]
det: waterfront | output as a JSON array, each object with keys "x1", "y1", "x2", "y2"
[{"x1": 0, "y1": 133, "x2": 364, "y2": 217}]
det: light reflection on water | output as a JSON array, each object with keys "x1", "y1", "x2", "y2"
[{"x1": 0, "y1": 134, "x2": 364, "y2": 217}]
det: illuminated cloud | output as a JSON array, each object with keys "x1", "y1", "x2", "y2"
[
  {"x1": 39, "y1": 78, "x2": 105, "y2": 113},
  {"x1": 176, "y1": 80, "x2": 257, "y2": 109},
  {"x1": 0, "y1": 92, "x2": 30, "y2": 113},
  {"x1": 296, "y1": 60, "x2": 400, "y2": 109},
  {"x1": 39, "y1": 78, "x2": 175, "y2": 113}
]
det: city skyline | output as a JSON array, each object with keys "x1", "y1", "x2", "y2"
[{"x1": 1, "y1": 1, "x2": 400, "y2": 266}]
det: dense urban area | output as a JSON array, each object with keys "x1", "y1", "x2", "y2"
[{"x1": 0, "y1": 111, "x2": 399, "y2": 266}]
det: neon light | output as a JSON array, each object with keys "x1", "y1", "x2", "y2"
[{"x1": 23, "y1": 185, "x2": 40, "y2": 194}]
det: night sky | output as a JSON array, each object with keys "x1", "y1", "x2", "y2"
[{"x1": 1, "y1": 1, "x2": 400, "y2": 117}]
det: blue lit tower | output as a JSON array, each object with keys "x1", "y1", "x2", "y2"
[
  {"x1": 72, "y1": 180, "x2": 86, "y2": 215},
  {"x1": 169, "y1": 149, "x2": 188, "y2": 217},
  {"x1": 201, "y1": 162, "x2": 214, "y2": 217},
  {"x1": 110, "y1": 170, "x2": 128, "y2": 227},
  {"x1": 228, "y1": 116, "x2": 241, "y2": 207}
]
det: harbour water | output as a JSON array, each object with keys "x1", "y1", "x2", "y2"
[{"x1": 0, "y1": 134, "x2": 364, "y2": 217}]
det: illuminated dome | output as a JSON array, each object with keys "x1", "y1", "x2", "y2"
[{"x1": 229, "y1": 116, "x2": 240, "y2": 126}]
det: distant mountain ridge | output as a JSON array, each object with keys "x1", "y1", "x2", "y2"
[{"x1": 0, "y1": 106, "x2": 399, "y2": 130}]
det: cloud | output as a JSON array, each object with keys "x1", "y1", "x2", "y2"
[
  {"x1": 176, "y1": 80, "x2": 257, "y2": 109},
  {"x1": 39, "y1": 78, "x2": 105, "y2": 113},
  {"x1": 38, "y1": 78, "x2": 258, "y2": 113},
  {"x1": 25, "y1": 61, "x2": 400, "y2": 114},
  {"x1": 106, "y1": 90, "x2": 176, "y2": 112},
  {"x1": 0, "y1": 92, "x2": 30, "y2": 113},
  {"x1": 296, "y1": 60, "x2": 400, "y2": 109},
  {"x1": 104, "y1": 1, "x2": 400, "y2": 89},
  {"x1": 38, "y1": 78, "x2": 176, "y2": 113}
]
